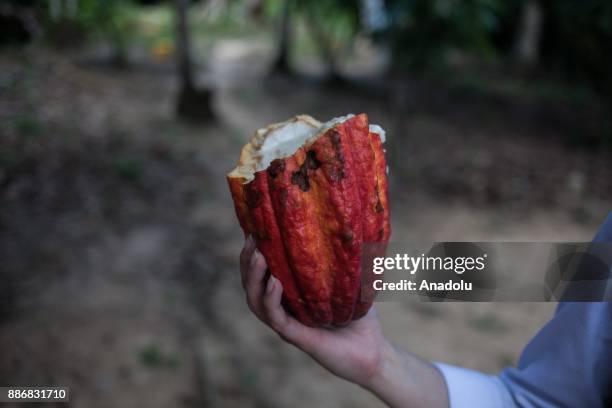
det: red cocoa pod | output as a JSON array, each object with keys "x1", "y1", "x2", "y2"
[{"x1": 228, "y1": 113, "x2": 390, "y2": 327}]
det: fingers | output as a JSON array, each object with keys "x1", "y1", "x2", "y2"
[
  {"x1": 261, "y1": 276, "x2": 315, "y2": 352},
  {"x1": 263, "y1": 275, "x2": 287, "y2": 330},
  {"x1": 239, "y1": 235, "x2": 256, "y2": 287},
  {"x1": 244, "y1": 246, "x2": 268, "y2": 319},
  {"x1": 239, "y1": 236, "x2": 317, "y2": 351}
]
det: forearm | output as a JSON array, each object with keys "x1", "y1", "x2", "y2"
[{"x1": 364, "y1": 341, "x2": 449, "y2": 408}]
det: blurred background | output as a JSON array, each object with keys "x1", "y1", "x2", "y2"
[{"x1": 0, "y1": 0, "x2": 611, "y2": 407}]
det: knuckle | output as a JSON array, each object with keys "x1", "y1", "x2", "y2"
[
  {"x1": 240, "y1": 243, "x2": 254, "y2": 265},
  {"x1": 249, "y1": 252, "x2": 260, "y2": 269}
]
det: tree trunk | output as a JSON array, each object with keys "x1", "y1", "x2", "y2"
[
  {"x1": 49, "y1": 0, "x2": 61, "y2": 21},
  {"x1": 176, "y1": 0, "x2": 195, "y2": 92},
  {"x1": 66, "y1": 0, "x2": 78, "y2": 18},
  {"x1": 174, "y1": 0, "x2": 214, "y2": 121},
  {"x1": 513, "y1": 0, "x2": 543, "y2": 70},
  {"x1": 305, "y1": 9, "x2": 343, "y2": 83},
  {"x1": 271, "y1": 0, "x2": 292, "y2": 75},
  {"x1": 109, "y1": 13, "x2": 129, "y2": 68}
]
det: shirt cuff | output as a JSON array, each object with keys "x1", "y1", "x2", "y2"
[{"x1": 434, "y1": 362, "x2": 515, "y2": 408}]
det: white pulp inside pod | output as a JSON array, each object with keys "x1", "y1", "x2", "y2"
[{"x1": 228, "y1": 114, "x2": 385, "y2": 183}]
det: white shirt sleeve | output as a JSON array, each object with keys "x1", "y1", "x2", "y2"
[{"x1": 434, "y1": 363, "x2": 516, "y2": 408}]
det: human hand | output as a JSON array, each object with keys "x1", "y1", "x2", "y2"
[
  {"x1": 239, "y1": 236, "x2": 449, "y2": 407},
  {"x1": 239, "y1": 235, "x2": 392, "y2": 388}
]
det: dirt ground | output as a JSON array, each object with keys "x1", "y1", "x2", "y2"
[{"x1": 1, "y1": 39, "x2": 610, "y2": 408}]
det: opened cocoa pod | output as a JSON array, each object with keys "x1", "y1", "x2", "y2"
[{"x1": 228, "y1": 114, "x2": 390, "y2": 327}]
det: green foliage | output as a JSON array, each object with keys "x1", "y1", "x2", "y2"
[
  {"x1": 543, "y1": 0, "x2": 612, "y2": 102},
  {"x1": 383, "y1": 0, "x2": 505, "y2": 71},
  {"x1": 11, "y1": 114, "x2": 42, "y2": 138},
  {"x1": 294, "y1": 0, "x2": 361, "y2": 67},
  {"x1": 30, "y1": 0, "x2": 612, "y2": 110},
  {"x1": 139, "y1": 344, "x2": 163, "y2": 367},
  {"x1": 138, "y1": 343, "x2": 181, "y2": 369},
  {"x1": 80, "y1": 0, "x2": 135, "y2": 58},
  {"x1": 40, "y1": 0, "x2": 136, "y2": 56},
  {"x1": 112, "y1": 156, "x2": 143, "y2": 182},
  {"x1": 297, "y1": 0, "x2": 360, "y2": 38}
]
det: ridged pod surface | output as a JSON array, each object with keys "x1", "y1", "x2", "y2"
[{"x1": 228, "y1": 113, "x2": 390, "y2": 327}]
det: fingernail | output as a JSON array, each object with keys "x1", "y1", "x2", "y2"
[
  {"x1": 246, "y1": 234, "x2": 254, "y2": 248},
  {"x1": 266, "y1": 275, "x2": 277, "y2": 293}
]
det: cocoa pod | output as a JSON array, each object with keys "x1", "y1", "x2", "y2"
[{"x1": 228, "y1": 114, "x2": 390, "y2": 327}]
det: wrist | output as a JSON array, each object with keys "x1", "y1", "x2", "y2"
[
  {"x1": 361, "y1": 340, "x2": 450, "y2": 408},
  {"x1": 360, "y1": 338, "x2": 398, "y2": 391}
]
